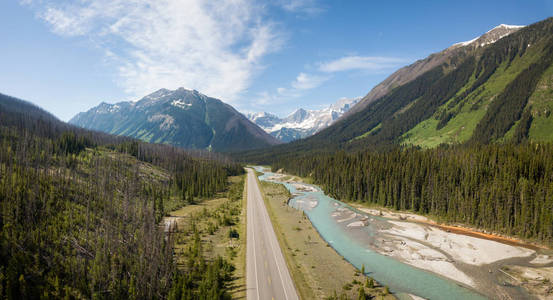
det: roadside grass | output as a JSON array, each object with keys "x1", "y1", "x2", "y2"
[
  {"x1": 165, "y1": 175, "x2": 247, "y2": 298},
  {"x1": 230, "y1": 174, "x2": 248, "y2": 299},
  {"x1": 257, "y1": 179, "x2": 395, "y2": 299}
]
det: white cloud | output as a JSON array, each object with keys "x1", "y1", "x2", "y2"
[
  {"x1": 255, "y1": 91, "x2": 276, "y2": 105},
  {"x1": 253, "y1": 71, "x2": 327, "y2": 107},
  {"x1": 24, "y1": 0, "x2": 282, "y2": 103},
  {"x1": 255, "y1": 53, "x2": 404, "y2": 107},
  {"x1": 278, "y1": 0, "x2": 324, "y2": 15},
  {"x1": 251, "y1": 90, "x2": 296, "y2": 108},
  {"x1": 277, "y1": 87, "x2": 288, "y2": 94},
  {"x1": 291, "y1": 72, "x2": 328, "y2": 90},
  {"x1": 319, "y1": 55, "x2": 406, "y2": 73}
]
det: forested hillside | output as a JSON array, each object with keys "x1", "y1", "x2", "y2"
[
  {"x1": 269, "y1": 143, "x2": 553, "y2": 246},
  {"x1": 0, "y1": 93, "x2": 244, "y2": 298},
  {"x1": 237, "y1": 17, "x2": 553, "y2": 163}
]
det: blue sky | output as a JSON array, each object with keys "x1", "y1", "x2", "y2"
[{"x1": 1, "y1": 0, "x2": 551, "y2": 121}]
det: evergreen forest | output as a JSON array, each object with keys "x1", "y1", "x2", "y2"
[
  {"x1": 265, "y1": 143, "x2": 553, "y2": 246},
  {"x1": 0, "y1": 94, "x2": 244, "y2": 299}
]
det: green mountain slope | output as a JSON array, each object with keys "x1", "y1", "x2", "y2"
[
  {"x1": 258, "y1": 18, "x2": 552, "y2": 158},
  {"x1": 70, "y1": 88, "x2": 280, "y2": 152},
  {"x1": 402, "y1": 27, "x2": 553, "y2": 147},
  {"x1": 345, "y1": 18, "x2": 553, "y2": 149},
  {"x1": 527, "y1": 63, "x2": 553, "y2": 141}
]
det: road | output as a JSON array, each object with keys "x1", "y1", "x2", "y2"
[{"x1": 246, "y1": 168, "x2": 299, "y2": 300}]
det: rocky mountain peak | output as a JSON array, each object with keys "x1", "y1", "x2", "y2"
[
  {"x1": 451, "y1": 24, "x2": 524, "y2": 48},
  {"x1": 69, "y1": 88, "x2": 280, "y2": 151},
  {"x1": 246, "y1": 96, "x2": 360, "y2": 142},
  {"x1": 286, "y1": 108, "x2": 309, "y2": 123}
]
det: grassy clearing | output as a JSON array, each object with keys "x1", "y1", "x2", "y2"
[
  {"x1": 351, "y1": 123, "x2": 382, "y2": 142},
  {"x1": 257, "y1": 179, "x2": 395, "y2": 300},
  {"x1": 165, "y1": 175, "x2": 247, "y2": 298}
]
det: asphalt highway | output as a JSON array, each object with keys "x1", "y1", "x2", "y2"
[{"x1": 246, "y1": 168, "x2": 299, "y2": 300}]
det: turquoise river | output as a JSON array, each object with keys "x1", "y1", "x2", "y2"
[{"x1": 255, "y1": 166, "x2": 488, "y2": 300}]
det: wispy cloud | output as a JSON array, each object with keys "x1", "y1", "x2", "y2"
[
  {"x1": 278, "y1": 0, "x2": 325, "y2": 15},
  {"x1": 255, "y1": 53, "x2": 405, "y2": 107},
  {"x1": 319, "y1": 55, "x2": 407, "y2": 73},
  {"x1": 257, "y1": 72, "x2": 328, "y2": 106},
  {"x1": 23, "y1": 0, "x2": 282, "y2": 103},
  {"x1": 291, "y1": 72, "x2": 328, "y2": 90}
]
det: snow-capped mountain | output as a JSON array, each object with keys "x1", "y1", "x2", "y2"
[
  {"x1": 247, "y1": 97, "x2": 360, "y2": 142},
  {"x1": 70, "y1": 87, "x2": 280, "y2": 151},
  {"x1": 451, "y1": 24, "x2": 524, "y2": 48}
]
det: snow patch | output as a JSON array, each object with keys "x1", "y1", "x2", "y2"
[
  {"x1": 453, "y1": 24, "x2": 525, "y2": 49},
  {"x1": 454, "y1": 36, "x2": 478, "y2": 47},
  {"x1": 95, "y1": 102, "x2": 120, "y2": 114},
  {"x1": 479, "y1": 32, "x2": 514, "y2": 47},
  {"x1": 248, "y1": 96, "x2": 361, "y2": 137},
  {"x1": 488, "y1": 24, "x2": 525, "y2": 33},
  {"x1": 109, "y1": 104, "x2": 120, "y2": 113},
  {"x1": 171, "y1": 99, "x2": 192, "y2": 109}
]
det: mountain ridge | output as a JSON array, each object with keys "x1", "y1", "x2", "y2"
[
  {"x1": 338, "y1": 18, "x2": 553, "y2": 148},
  {"x1": 344, "y1": 23, "x2": 525, "y2": 119},
  {"x1": 70, "y1": 88, "x2": 281, "y2": 152}
]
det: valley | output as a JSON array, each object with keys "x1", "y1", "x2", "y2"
[
  {"x1": 256, "y1": 167, "x2": 553, "y2": 300},
  {"x1": 255, "y1": 171, "x2": 396, "y2": 299},
  {"x1": 2, "y1": 3, "x2": 553, "y2": 300}
]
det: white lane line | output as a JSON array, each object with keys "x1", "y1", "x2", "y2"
[
  {"x1": 264, "y1": 204, "x2": 291, "y2": 300},
  {"x1": 265, "y1": 221, "x2": 290, "y2": 300},
  {"x1": 249, "y1": 171, "x2": 261, "y2": 300}
]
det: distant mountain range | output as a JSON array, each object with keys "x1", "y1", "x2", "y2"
[
  {"x1": 70, "y1": 88, "x2": 280, "y2": 152},
  {"x1": 246, "y1": 97, "x2": 360, "y2": 142},
  {"x1": 70, "y1": 18, "x2": 553, "y2": 154}
]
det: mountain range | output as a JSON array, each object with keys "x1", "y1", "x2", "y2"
[
  {"x1": 70, "y1": 18, "x2": 553, "y2": 154},
  {"x1": 69, "y1": 88, "x2": 280, "y2": 152},
  {"x1": 240, "y1": 18, "x2": 553, "y2": 161},
  {"x1": 246, "y1": 97, "x2": 360, "y2": 142}
]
